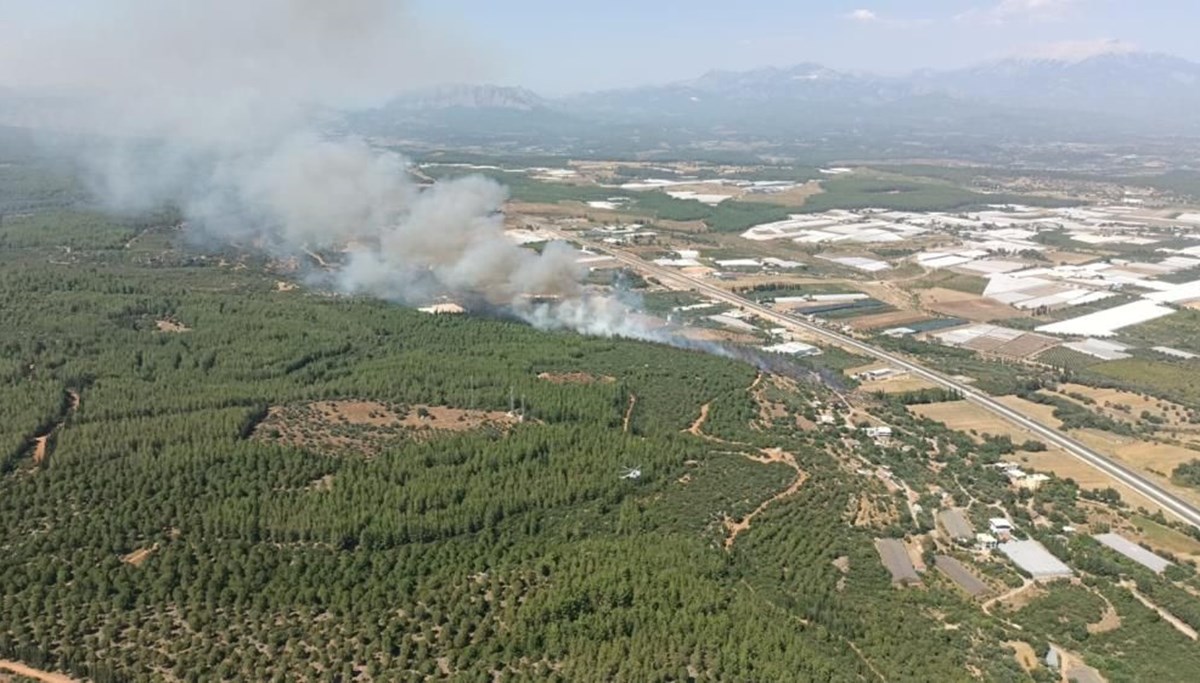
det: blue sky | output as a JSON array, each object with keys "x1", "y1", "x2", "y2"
[
  {"x1": 4, "y1": 1, "x2": 1198, "y2": 95},
  {"x1": 408, "y1": 0, "x2": 1200, "y2": 93}
]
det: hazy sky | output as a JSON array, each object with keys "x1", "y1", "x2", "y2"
[
  {"x1": 4, "y1": 0, "x2": 1198, "y2": 95},
  {"x1": 409, "y1": 0, "x2": 1200, "y2": 93}
]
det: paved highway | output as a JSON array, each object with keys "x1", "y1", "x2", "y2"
[{"x1": 555, "y1": 228, "x2": 1200, "y2": 529}]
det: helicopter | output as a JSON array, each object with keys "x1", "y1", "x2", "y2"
[{"x1": 619, "y1": 466, "x2": 642, "y2": 480}]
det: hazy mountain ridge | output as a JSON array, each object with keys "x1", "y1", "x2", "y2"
[{"x1": 371, "y1": 52, "x2": 1200, "y2": 140}]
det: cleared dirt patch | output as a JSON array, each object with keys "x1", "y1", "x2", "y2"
[
  {"x1": 254, "y1": 400, "x2": 521, "y2": 455},
  {"x1": 275, "y1": 281, "x2": 298, "y2": 292},
  {"x1": 537, "y1": 372, "x2": 615, "y2": 385},
  {"x1": 916, "y1": 287, "x2": 1025, "y2": 321},
  {"x1": 155, "y1": 318, "x2": 190, "y2": 333},
  {"x1": 122, "y1": 544, "x2": 159, "y2": 567},
  {"x1": 1006, "y1": 641, "x2": 1039, "y2": 673},
  {"x1": 1086, "y1": 600, "x2": 1122, "y2": 635}
]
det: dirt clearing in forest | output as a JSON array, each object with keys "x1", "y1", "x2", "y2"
[
  {"x1": 254, "y1": 400, "x2": 522, "y2": 455},
  {"x1": 1006, "y1": 641, "x2": 1038, "y2": 672},
  {"x1": 537, "y1": 372, "x2": 615, "y2": 385},
  {"x1": 122, "y1": 544, "x2": 159, "y2": 566},
  {"x1": 155, "y1": 319, "x2": 190, "y2": 333}
]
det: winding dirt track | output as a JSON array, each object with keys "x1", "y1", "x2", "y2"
[
  {"x1": 30, "y1": 390, "x2": 79, "y2": 467},
  {"x1": 723, "y1": 447, "x2": 809, "y2": 550},
  {"x1": 0, "y1": 660, "x2": 79, "y2": 683},
  {"x1": 622, "y1": 393, "x2": 637, "y2": 433}
]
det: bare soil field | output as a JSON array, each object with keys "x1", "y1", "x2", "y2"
[
  {"x1": 275, "y1": 281, "x2": 298, "y2": 292},
  {"x1": 846, "y1": 309, "x2": 930, "y2": 331},
  {"x1": 537, "y1": 372, "x2": 615, "y2": 385},
  {"x1": 916, "y1": 287, "x2": 1026, "y2": 321},
  {"x1": 254, "y1": 400, "x2": 521, "y2": 455}
]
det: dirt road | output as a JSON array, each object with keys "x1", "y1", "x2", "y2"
[{"x1": 0, "y1": 660, "x2": 80, "y2": 683}]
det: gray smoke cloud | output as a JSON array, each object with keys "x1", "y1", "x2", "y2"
[{"x1": 0, "y1": 0, "x2": 651, "y2": 337}]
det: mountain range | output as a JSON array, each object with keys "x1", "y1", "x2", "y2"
[{"x1": 355, "y1": 52, "x2": 1200, "y2": 154}]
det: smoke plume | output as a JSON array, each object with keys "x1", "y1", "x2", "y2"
[{"x1": 0, "y1": 0, "x2": 650, "y2": 337}]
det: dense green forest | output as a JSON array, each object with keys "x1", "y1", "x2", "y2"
[{"x1": 2, "y1": 153, "x2": 1198, "y2": 682}]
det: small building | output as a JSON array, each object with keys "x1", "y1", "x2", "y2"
[
  {"x1": 937, "y1": 508, "x2": 975, "y2": 544},
  {"x1": 1015, "y1": 473, "x2": 1051, "y2": 491},
  {"x1": 864, "y1": 426, "x2": 893, "y2": 443},
  {"x1": 763, "y1": 341, "x2": 822, "y2": 357},
  {"x1": 988, "y1": 517, "x2": 1014, "y2": 540},
  {"x1": 976, "y1": 533, "x2": 999, "y2": 550}
]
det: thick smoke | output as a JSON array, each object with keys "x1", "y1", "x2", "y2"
[{"x1": 0, "y1": 0, "x2": 648, "y2": 336}]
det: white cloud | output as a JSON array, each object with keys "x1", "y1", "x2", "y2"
[
  {"x1": 1018, "y1": 38, "x2": 1138, "y2": 62},
  {"x1": 847, "y1": 9, "x2": 878, "y2": 23},
  {"x1": 959, "y1": 0, "x2": 1084, "y2": 25}
]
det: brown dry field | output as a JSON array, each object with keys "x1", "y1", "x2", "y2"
[
  {"x1": 1044, "y1": 250, "x2": 1099, "y2": 265},
  {"x1": 867, "y1": 375, "x2": 939, "y2": 394},
  {"x1": 1055, "y1": 383, "x2": 1195, "y2": 427},
  {"x1": 1125, "y1": 515, "x2": 1200, "y2": 562},
  {"x1": 1069, "y1": 429, "x2": 1200, "y2": 506},
  {"x1": 537, "y1": 372, "x2": 616, "y2": 385},
  {"x1": 847, "y1": 309, "x2": 930, "y2": 331},
  {"x1": 275, "y1": 281, "x2": 298, "y2": 292},
  {"x1": 910, "y1": 400, "x2": 1173, "y2": 513},
  {"x1": 916, "y1": 287, "x2": 1026, "y2": 321},
  {"x1": 909, "y1": 400, "x2": 1032, "y2": 442},
  {"x1": 1018, "y1": 447, "x2": 1165, "y2": 514},
  {"x1": 737, "y1": 181, "x2": 824, "y2": 207},
  {"x1": 994, "y1": 395, "x2": 1064, "y2": 430}
]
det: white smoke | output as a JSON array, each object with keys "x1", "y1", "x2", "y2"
[{"x1": 0, "y1": 0, "x2": 654, "y2": 338}]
